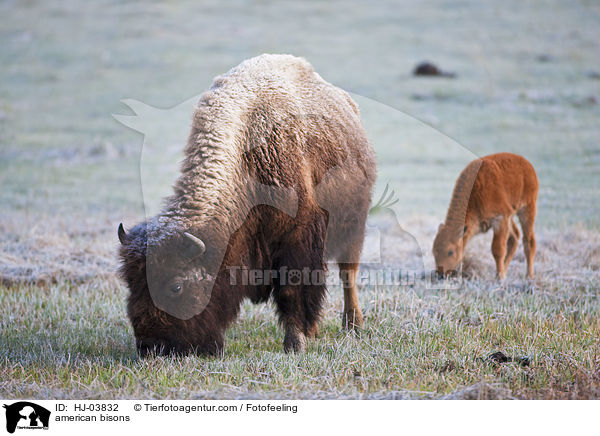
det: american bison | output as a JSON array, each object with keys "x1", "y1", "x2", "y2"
[
  {"x1": 118, "y1": 54, "x2": 376, "y2": 356},
  {"x1": 433, "y1": 152, "x2": 538, "y2": 279}
]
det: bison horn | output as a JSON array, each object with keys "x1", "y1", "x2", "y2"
[
  {"x1": 118, "y1": 223, "x2": 127, "y2": 244},
  {"x1": 183, "y1": 232, "x2": 206, "y2": 256}
]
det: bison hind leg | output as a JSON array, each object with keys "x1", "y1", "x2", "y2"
[
  {"x1": 504, "y1": 218, "x2": 521, "y2": 270},
  {"x1": 336, "y1": 231, "x2": 366, "y2": 331},
  {"x1": 339, "y1": 263, "x2": 363, "y2": 331}
]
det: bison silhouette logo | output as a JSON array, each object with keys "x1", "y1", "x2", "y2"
[{"x1": 3, "y1": 402, "x2": 50, "y2": 434}]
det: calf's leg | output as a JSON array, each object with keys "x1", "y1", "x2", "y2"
[
  {"x1": 518, "y1": 204, "x2": 537, "y2": 278},
  {"x1": 491, "y1": 217, "x2": 510, "y2": 279},
  {"x1": 504, "y1": 218, "x2": 521, "y2": 270}
]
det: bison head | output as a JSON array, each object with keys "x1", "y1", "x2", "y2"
[
  {"x1": 118, "y1": 221, "x2": 222, "y2": 356},
  {"x1": 432, "y1": 223, "x2": 466, "y2": 277}
]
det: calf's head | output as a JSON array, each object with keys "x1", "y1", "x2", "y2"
[
  {"x1": 432, "y1": 223, "x2": 466, "y2": 277},
  {"x1": 118, "y1": 222, "x2": 219, "y2": 356}
]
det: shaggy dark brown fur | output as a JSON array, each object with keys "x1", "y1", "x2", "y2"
[{"x1": 118, "y1": 54, "x2": 376, "y2": 356}]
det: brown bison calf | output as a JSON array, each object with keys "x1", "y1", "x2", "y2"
[
  {"x1": 433, "y1": 152, "x2": 538, "y2": 279},
  {"x1": 117, "y1": 54, "x2": 376, "y2": 356}
]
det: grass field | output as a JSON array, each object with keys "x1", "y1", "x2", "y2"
[{"x1": 1, "y1": 0, "x2": 599, "y2": 399}]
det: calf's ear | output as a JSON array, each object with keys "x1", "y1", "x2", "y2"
[{"x1": 118, "y1": 223, "x2": 128, "y2": 244}]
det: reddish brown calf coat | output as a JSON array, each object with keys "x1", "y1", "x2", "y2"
[{"x1": 433, "y1": 153, "x2": 538, "y2": 279}]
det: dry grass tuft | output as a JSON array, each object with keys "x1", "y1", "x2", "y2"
[{"x1": 442, "y1": 382, "x2": 515, "y2": 400}]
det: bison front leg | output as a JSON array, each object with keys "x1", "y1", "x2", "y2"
[
  {"x1": 192, "y1": 330, "x2": 225, "y2": 356},
  {"x1": 274, "y1": 284, "x2": 307, "y2": 353},
  {"x1": 274, "y1": 217, "x2": 327, "y2": 352},
  {"x1": 491, "y1": 218, "x2": 510, "y2": 279},
  {"x1": 274, "y1": 273, "x2": 326, "y2": 352}
]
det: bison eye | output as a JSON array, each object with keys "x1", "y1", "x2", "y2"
[
  {"x1": 170, "y1": 283, "x2": 183, "y2": 296},
  {"x1": 448, "y1": 250, "x2": 454, "y2": 256}
]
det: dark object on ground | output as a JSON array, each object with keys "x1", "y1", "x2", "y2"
[
  {"x1": 486, "y1": 351, "x2": 531, "y2": 367},
  {"x1": 413, "y1": 61, "x2": 455, "y2": 78},
  {"x1": 488, "y1": 351, "x2": 510, "y2": 363},
  {"x1": 536, "y1": 54, "x2": 555, "y2": 63},
  {"x1": 585, "y1": 70, "x2": 600, "y2": 80},
  {"x1": 572, "y1": 95, "x2": 598, "y2": 107}
]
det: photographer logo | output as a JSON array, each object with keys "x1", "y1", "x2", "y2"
[{"x1": 3, "y1": 402, "x2": 50, "y2": 433}]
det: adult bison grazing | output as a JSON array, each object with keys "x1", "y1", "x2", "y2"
[
  {"x1": 118, "y1": 54, "x2": 376, "y2": 356},
  {"x1": 433, "y1": 152, "x2": 538, "y2": 279}
]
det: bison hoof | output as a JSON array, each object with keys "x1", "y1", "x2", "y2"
[
  {"x1": 342, "y1": 310, "x2": 364, "y2": 331},
  {"x1": 283, "y1": 328, "x2": 306, "y2": 353}
]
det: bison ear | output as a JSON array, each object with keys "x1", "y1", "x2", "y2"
[
  {"x1": 183, "y1": 232, "x2": 206, "y2": 258},
  {"x1": 118, "y1": 223, "x2": 128, "y2": 244},
  {"x1": 438, "y1": 223, "x2": 444, "y2": 231}
]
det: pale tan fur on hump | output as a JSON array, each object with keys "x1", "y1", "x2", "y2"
[{"x1": 163, "y1": 54, "x2": 363, "y2": 233}]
